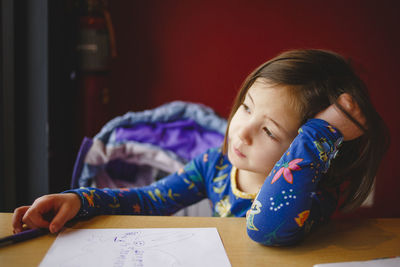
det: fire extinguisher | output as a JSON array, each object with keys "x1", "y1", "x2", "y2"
[{"x1": 75, "y1": 0, "x2": 117, "y2": 138}]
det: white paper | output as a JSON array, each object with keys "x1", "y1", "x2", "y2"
[
  {"x1": 314, "y1": 257, "x2": 400, "y2": 267},
  {"x1": 39, "y1": 228, "x2": 231, "y2": 267}
]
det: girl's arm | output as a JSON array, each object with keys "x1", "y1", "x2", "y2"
[
  {"x1": 63, "y1": 150, "x2": 212, "y2": 219},
  {"x1": 12, "y1": 152, "x2": 211, "y2": 236},
  {"x1": 13, "y1": 150, "x2": 211, "y2": 234},
  {"x1": 246, "y1": 118, "x2": 343, "y2": 245}
]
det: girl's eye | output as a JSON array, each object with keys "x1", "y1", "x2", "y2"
[
  {"x1": 263, "y1": 127, "x2": 275, "y2": 139},
  {"x1": 242, "y1": 103, "x2": 251, "y2": 113}
]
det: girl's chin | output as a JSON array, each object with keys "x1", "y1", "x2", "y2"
[
  {"x1": 228, "y1": 153, "x2": 271, "y2": 176},
  {"x1": 227, "y1": 155, "x2": 247, "y2": 170},
  {"x1": 227, "y1": 150, "x2": 238, "y2": 164}
]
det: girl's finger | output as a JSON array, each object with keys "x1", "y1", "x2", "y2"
[
  {"x1": 12, "y1": 206, "x2": 30, "y2": 233},
  {"x1": 21, "y1": 216, "x2": 40, "y2": 230},
  {"x1": 49, "y1": 204, "x2": 74, "y2": 233},
  {"x1": 22, "y1": 207, "x2": 51, "y2": 229}
]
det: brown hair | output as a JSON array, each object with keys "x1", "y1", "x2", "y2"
[{"x1": 223, "y1": 49, "x2": 390, "y2": 212}]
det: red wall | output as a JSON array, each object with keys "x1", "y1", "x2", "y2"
[{"x1": 107, "y1": 1, "x2": 400, "y2": 217}]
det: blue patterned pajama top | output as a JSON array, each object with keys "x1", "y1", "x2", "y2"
[{"x1": 65, "y1": 118, "x2": 343, "y2": 245}]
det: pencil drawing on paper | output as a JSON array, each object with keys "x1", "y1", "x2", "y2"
[
  {"x1": 39, "y1": 228, "x2": 231, "y2": 267},
  {"x1": 111, "y1": 230, "x2": 195, "y2": 267}
]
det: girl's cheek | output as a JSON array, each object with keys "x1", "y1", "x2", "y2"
[{"x1": 261, "y1": 144, "x2": 284, "y2": 163}]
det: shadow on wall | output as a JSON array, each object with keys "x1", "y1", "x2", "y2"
[{"x1": 108, "y1": 1, "x2": 159, "y2": 115}]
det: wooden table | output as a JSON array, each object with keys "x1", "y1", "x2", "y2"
[{"x1": 0, "y1": 213, "x2": 399, "y2": 266}]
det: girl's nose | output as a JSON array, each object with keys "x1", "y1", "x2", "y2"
[{"x1": 238, "y1": 123, "x2": 253, "y2": 145}]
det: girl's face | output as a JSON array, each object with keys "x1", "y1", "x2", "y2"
[{"x1": 228, "y1": 79, "x2": 301, "y2": 179}]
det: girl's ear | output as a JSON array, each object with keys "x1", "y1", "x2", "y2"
[
  {"x1": 337, "y1": 93, "x2": 354, "y2": 111},
  {"x1": 336, "y1": 93, "x2": 367, "y2": 130},
  {"x1": 315, "y1": 93, "x2": 366, "y2": 140}
]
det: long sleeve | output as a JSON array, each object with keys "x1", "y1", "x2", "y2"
[
  {"x1": 64, "y1": 151, "x2": 211, "y2": 218},
  {"x1": 246, "y1": 118, "x2": 343, "y2": 246}
]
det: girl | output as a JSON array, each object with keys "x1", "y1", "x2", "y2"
[{"x1": 12, "y1": 49, "x2": 389, "y2": 246}]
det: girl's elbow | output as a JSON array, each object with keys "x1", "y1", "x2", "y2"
[
  {"x1": 246, "y1": 228, "x2": 271, "y2": 245},
  {"x1": 246, "y1": 227, "x2": 303, "y2": 246}
]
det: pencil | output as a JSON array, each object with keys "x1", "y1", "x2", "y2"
[{"x1": 0, "y1": 228, "x2": 49, "y2": 247}]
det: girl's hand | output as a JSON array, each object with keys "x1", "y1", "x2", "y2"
[
  {"x1": 12, "y1": 193, "x2": 81, "y2": 234},
  {"x1": 315, "y1": 93, "x2": 366, "y2": 141}
]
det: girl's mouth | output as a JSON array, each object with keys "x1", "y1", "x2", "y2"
[{"x1": 234, "y1": 147, "x2": 246, "y2": 158}]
